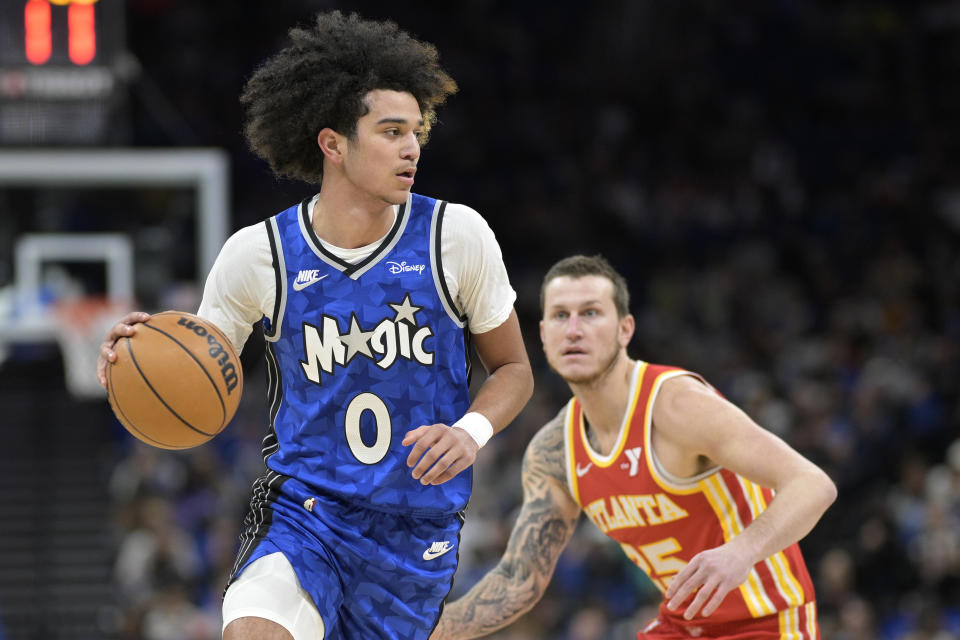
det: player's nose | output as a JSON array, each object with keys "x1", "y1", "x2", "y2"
[
  {"x1": 565, "y1": 314, "x2": 584, "y2": 337},
  {"x1": 401, "y1": 132, "x2": 420, "y2": 161}
]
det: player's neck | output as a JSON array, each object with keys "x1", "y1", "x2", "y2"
[
  {"x1": 312, "y1": 183, "x2": 398, "y2": 249},
  {"x1": 570, "y1": 355, "x2": 635, "y2": 449}
]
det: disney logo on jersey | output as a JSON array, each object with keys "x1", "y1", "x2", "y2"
[
  {"x1": 387, "y1": 260, "x2": 426, "y2": 275},
  {"x1": 300, "y1": 293, "x2": 433, "y2": 385}
]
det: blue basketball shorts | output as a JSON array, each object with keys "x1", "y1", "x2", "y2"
[{"x1": 229, "y1": 489, "x2": 463, "y2": 640}]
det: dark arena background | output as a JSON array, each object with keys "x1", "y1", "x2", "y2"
[{"x1": 0, "y1": 2, "x2": 958, "y2": 638}]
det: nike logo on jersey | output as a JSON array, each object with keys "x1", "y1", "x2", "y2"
[
  {"x1": 576, "y1": 462, "x2": 593, "y2": 477},
  {"x1": 423, "y1": 541, "x2": 454, "y2": 560},
  {"x1": 293, "y1": 269, "x2": 328, "y2": 291}
]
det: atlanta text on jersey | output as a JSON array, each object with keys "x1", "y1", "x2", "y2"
[{"x1": 584, "y1": 492, "x2": 690, "y2": 534}]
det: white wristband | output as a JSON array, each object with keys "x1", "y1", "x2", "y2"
[{"x1": 453, "y1": 412, "x2": 494, "y2": 448}]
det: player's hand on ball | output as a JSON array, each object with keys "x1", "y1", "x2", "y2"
[
  {"x1": 97, "y1": 311, "x2": 151, "y2": 387},
  {"x1": 403, "y1": 424, "x2": 479, "y2": 485}
]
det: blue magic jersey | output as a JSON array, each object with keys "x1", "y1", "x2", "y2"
[{"x1": 259, "y1": 193, "x2": 472, "y2": 516}]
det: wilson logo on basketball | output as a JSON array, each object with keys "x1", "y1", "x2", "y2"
[{"x1": 177, "y1": 317, "x2": 241, "y2": 394}]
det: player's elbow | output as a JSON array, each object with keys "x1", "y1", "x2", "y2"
[
  {"x1": 811, "y1": 466, "x2": 838, "y2": 514},
  {"x1": 823, "y1": 472, "x2": 838, "y2": 508},
  {"x1": 517, "y1": 362, "x2": 534, "y2": 406}
]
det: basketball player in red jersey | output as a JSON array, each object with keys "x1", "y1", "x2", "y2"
[{"x1": 433, "y1": 254, "x2": 837, "y2": 639}]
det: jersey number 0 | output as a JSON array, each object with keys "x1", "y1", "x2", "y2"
[{"x1": 344, "y1": 392, "x2": 391, "y2": 464}]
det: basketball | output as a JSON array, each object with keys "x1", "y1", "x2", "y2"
[{"x1": 106, "y1": 311, "x2": 243, "y2": 450}]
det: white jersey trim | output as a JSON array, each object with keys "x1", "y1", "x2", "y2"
[
  {"x1": 430, "y1": 200, "x2": 466, "y2": 328},
  {"x1": 265, "y1": 216, "x2": 287, "y2": 343},
  {"x1": 296, "y1": 194, "x2": 411, "y2": 279},
  {"x1": 348, "y1": 194, "x2": 411, "y2": 279},
  {"x1": 644, "y1": 370, "x2": 721, "y2": 491},
  {"x1": 579, "y1": 361, "x2": 644, "y2": 466}
]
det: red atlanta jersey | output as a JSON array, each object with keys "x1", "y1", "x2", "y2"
[{"x1": 564, "y1": 361, "x2": 818, "y2": 637}]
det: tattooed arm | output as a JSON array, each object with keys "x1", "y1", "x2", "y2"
[{"x1": 432, "y1": 412, "x2": 582, "y2": 639}]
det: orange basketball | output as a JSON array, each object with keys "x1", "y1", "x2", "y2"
[{"x1": 106, "y1": 310, "x2": 244, "y2": 450}]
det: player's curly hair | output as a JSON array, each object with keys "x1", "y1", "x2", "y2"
[{"x1": 240, "y1": 11, "x2": 458, "y2": 183}]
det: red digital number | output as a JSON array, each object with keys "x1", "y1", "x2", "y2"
[
  {"x1": 68, "y1": 3, "x2": 96, "y2": 65},
  {"x1": 24, "y1": 0, "x2": 98, "y2": 66},
  {"x1": 24, "y1": 0, "x2": 52, "y2": 65}
]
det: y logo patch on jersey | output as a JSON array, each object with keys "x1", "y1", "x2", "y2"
[
  {"x1": 576, "y1": 462, "x2": 593, "y2": 477},
  {"x1": 293, "y1": 269, "x2": 328, "y2": 291},
  {"x1": 422, "y1": 540, "x2": 453, "y2": 560},
  {"x1": 625, "y1": 447, "x2": 643, "y2": 477}
]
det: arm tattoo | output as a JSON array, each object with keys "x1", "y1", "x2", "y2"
[{"x1": 436, "y1": 414, "x2": 581, "y2": 638}]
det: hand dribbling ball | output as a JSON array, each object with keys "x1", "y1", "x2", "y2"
[{"x1": 106, "y1": 311, "x2": 243, "y2": 449}]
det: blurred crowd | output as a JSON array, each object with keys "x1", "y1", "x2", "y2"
[{"x1": 65, "y1": 1, "x2": 960, "y2": 638}]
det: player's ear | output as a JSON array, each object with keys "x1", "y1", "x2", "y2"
[
  {"x1": 317, "y1": 128, "x2": 346, "y2": 165},
  {"x1": 618, "y1": 313, "x2": 635, "y2": 348}
]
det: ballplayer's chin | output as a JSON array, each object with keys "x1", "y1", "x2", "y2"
[{"x1": 556, "y1": 366, "x2": 604, "y2": 386}]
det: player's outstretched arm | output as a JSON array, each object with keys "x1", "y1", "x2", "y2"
[
  {"x1": 431, "y1": 416, "x2": 580, "y2": 640},
  {"x1": 657, "y1": 376, "x2": 837, "y2": 621},
  {"x1": 405, "y1": 309, "x2": 533, "y2": 485},
  {"x1": 96, "y1": 311, "x2": 151, "y2": 388}
]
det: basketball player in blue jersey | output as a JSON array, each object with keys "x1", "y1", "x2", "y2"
[{"x1": 96, "y1": 11, "x2": 533, "y2": 640}]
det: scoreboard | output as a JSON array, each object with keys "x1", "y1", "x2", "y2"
[{"x1": 0, "y1": 1, "x2": 125, "y2": 145}]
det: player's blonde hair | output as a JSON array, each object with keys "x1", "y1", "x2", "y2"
[{"x1": 540, "y1": 254, "x2": 631, "y2": 318}]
